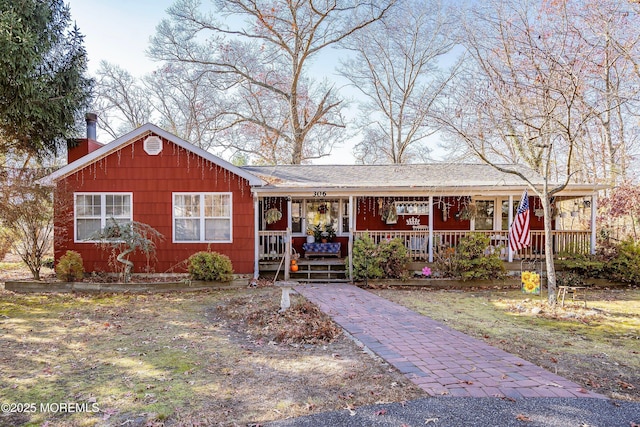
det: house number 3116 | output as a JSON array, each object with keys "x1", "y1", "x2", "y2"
[{"x1": 313, "y1": 191, "x2": 326, "y2": 197}]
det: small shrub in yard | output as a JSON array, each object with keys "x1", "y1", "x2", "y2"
[
  {"x1": 555, "y1": 253, "x2": 605, "y2": 278},
  {"x1": 188, "y1": 251, "x2": 234, "y2": 282},
  {"x1": 55, "y1": 250, "x2": 84, "y2": 282},
  {"x1": 606, "y1": 238, "x2": 640, "y2": 284},
  {"x1": 444, "y1": 233, "x2": 506, "y2": 281},
  {"x1": 350, "y1": 235, "x2": 411, "y2": 280},
  {"x1": 376, "y1": 238, "x2": 411, "y2": 280},
  {"x1": 350, "y1": 233, "x2": 384, "y2": 280}
]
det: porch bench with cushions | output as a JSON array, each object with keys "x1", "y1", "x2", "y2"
[{"x1": 302, "y1": 242, "x2": 341, "y2": 258}]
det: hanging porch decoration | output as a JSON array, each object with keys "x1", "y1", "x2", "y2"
[
  {"x1": 265, "y1": 207, "x2": 282, "y2": 224},
  {"x1": 380, "y1": 199, "x2": 398, "y2": 224}
]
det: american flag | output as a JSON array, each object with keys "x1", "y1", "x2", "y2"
[{"x1": 509, "y1": 190, "x2": 531, "y2": 252}]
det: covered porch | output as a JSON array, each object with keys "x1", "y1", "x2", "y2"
[
  {"x1": 255, "y1": 193, "x2": 597, "y2": 280},
  {"x1": 245, "y1": 164, "x2": 602, "y2": 280}
]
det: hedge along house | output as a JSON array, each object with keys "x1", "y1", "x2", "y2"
[{"x1": 42, "y1": 120, "x2": 602, "y2": 281}]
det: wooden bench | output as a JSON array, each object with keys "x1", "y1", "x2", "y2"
[{"x1": 302, "y1": 242, "x2": 341, "y2": 258}]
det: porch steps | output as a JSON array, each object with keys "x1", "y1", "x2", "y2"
[{"x1": 291, "y1": 258, "x2": 349, "y2": 283}]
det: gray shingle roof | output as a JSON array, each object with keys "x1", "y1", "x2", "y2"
[{"x1": 242, "y1": 163, "x2": 544, "y2": 189}]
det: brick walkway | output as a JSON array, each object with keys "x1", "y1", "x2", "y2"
[{"x1": 295, "y1": 283, "x2": 605, "y2": 399}]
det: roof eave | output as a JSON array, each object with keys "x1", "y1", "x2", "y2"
[{"x1": 37, "y1": 124, "x2": 265, "y2": 187}]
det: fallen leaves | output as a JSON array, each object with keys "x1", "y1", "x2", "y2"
[
  {"x1": 516, "y1": 413, "x2": 531, "y2": 422},
  {"x1": 617, "y1": 380, "x2": 636, "y2": 390}
]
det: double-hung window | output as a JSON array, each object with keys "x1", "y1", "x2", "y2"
[
  {"x1": 75, "y1": 193, "x2": 132, "y2": 241},
  {"x1": 173, "y1": 193, "x2": 232, "y2": 242}
]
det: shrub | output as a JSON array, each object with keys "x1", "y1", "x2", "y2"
[
  {"x1": 555, "y1": 254, "x2": 605, "y2": 278},
  {"x1": 433, "y1": 245, "x2": 458, "y2": 278},
  {"x1": 350, "y1": 233, "x2": 384, "y2": 280},
  {"x1": 376, "y1": 238, "x2": 411, "y2": 280},
  {"x1": 55, "y1": 250, "x2": 84, "y2": 282},
  {"x1": 350, "y1": 235, "x2": 411, "y2": 280},
  {"x1": 188, "y1": 251, "x2": 234, "y2": 282},
  {"x1": 606, "y1": 238, "x2": 640, "y2": 285},
  {"x1": 445, "y1": 233, "x2": 506, "y2": 281}
]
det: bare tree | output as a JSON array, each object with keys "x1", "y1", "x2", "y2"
[
  {"x1": 568, "y1": 0, "x2": 640, "y2": 186},
  {"x1": 92, "y1": 61, "x2": 153, "y2": 139},
  {"x1": 148, "y1": 0, "x2": 396, "y2": 164},
  {"x1": 339, "y1": 0, "x2": 460, "y2": 164},
  {"x1": 436, "y1": 0, "x2": 600, "y2": 304},
  {"x1": 0, "y1": 164, "x2": 67, "y2": 280},
  {"x1": 144, "y1": 63, "x2": 228, "y2": 152}
]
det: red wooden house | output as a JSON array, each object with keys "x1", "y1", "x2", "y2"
[
  {"x1": 42, "y1": 121, "x2": 602, "y2": 281},
  {"x1": 44, "y1": 122, "x2": 263, "y2": 275}
]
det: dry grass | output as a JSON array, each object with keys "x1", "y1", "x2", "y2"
[
  {"x1": 0, "y1": 283, "x2": 423, "y2": 427},
  {"x1": 376, "y1": 286, "x2": 640, "y2": 401}
]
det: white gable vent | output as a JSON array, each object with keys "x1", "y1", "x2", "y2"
[{"x1": 144, "y1": 136, "x2": 163, "y2": 155}]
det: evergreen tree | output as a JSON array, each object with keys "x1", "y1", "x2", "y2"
[{"x1": 0, "y1": 0, "x2": 92, "y2": 158}]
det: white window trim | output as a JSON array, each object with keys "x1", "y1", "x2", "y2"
[
  {"x1": 172, "y1": 192, "x2": 233, "y2": 243},
  {"x1": 471, "y1": 197, "x2": 513, "y2": 231},
  {"x1": 74, "y1": 192, "x2": 133, "y2": 243},
  {"x1": 291, "y1": 198, "x2": 349, "y2": 237}
]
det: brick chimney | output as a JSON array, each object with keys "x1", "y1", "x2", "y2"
[{"x1": 67, "y1": 113, "x2": 104, "y2": 164}]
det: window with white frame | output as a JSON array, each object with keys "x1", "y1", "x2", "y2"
[
  {"x1": 75, "y1": 193, "x2": 132, "y2": 241},
  {"x1": 173, "y1": 193, "x2": 232, "y2": 242}
]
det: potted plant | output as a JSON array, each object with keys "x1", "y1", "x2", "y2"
[
  {"x1": 312, "y1": 224, "x2": 324, "y2": 242},
  {"x1": 323, "y1": 221, "x2": 336, "y2": 242}
]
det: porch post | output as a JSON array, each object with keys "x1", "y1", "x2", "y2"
[
  {"x1": 428, "y1": 195, "x2": 434, "y2": 263},
  {"x1": 507, "y1": 195, "x2": 514, "y2": 263},
  {"x1": 348, "y1": 195, "x2": 354, "y2": 280},
  {"x1": 287, "y1": 197, "x2": 292, "y2": 231},
  {"x1": 253, "y1": 194, "x2": 260, "y2": 279},
  {"x1": 590, "y1": 192, "x2": 598, "y2": 255}
]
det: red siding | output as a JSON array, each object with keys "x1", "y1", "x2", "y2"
[
  {"x1": 55, "y1": 134, "x2": 255, "y2": 274},
  {"x1": 354, "y1": 196, "x2": 545, "y2": 231}
]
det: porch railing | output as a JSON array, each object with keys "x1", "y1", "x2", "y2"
[
  {"x1": 258, "y1": 230, "x2": 287, "y2": 260},
  {"x1": 352, "y1": 230, "x2": 591, "y2": 261},
  {"x1": 259, "y1": 230, "x2": 592, "y2": 262}
]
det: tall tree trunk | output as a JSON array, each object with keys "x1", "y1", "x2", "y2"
[{"x1": 542, "y1": 194, "x2": 557, "y2": 305}]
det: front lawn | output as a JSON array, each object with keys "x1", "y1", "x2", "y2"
[{"x1": 0, "y1": 288, "x2": 423, "y2": 426}]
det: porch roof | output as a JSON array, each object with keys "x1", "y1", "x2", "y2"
[{"x1": 243, "y1": 163, "x2": 601, "y2": 196}]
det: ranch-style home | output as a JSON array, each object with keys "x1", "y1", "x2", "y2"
[{"x1": 42, "y1": 120, "x2": 602, "y2": 282}]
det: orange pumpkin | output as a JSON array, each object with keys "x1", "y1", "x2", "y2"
[{"x1": 290, "y1": 263, "x2": 299, "y2": 272}]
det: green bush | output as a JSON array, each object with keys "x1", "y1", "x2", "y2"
[
  {"x1": 555, "y1": 254, "x2": 605, "y2": 278},
  {"x1": 376, "y1": 238, "x2": 411, "y2": 280},
  {"x1": 452, "y1": 233, "x2": 505, "y2": 281},
  {"x1": 606, "y1": 238, "x2": 640, "y2": 285},
  {"x1": 187, "y1": 251, "x2": 234, "y2": 282},
  {"x1": 55, "y1": 250, "x2": 84, "y2": 282},
  {"x1": 350, "y1": 235, "x2": 411, "y2": 280},
  {"x1": 350, "y1": 234, "x2": 383, "y2": 280}
]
